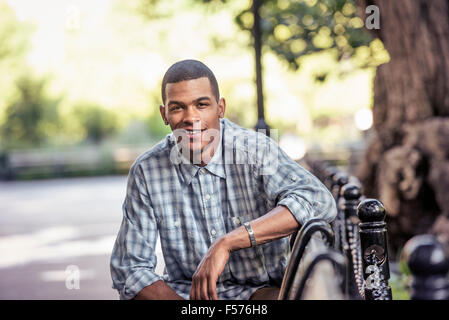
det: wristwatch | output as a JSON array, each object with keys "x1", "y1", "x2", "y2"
[{"x1": 243, "y1": 222, "x2": 257, "y2": 247}]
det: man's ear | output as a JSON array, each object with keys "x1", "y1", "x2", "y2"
[
  {"x1": 159, "y1": 104, "x2": 168, "y2": 125},
  {"x1": 218, "y1": 97, "x2": 226, "y2": 118}
]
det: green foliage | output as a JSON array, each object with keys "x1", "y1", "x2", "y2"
[
  {"x1": 133, "y1": 0, "x2": 200, "y2": 20},
  {"x1": 390, "y1": 272, "x2": 411, "y2": 300},
  {"x1": 0, "y1": 1, "x2": 35, "y2": 128},
  {"x1": 0, "y1": 77, "x2": 60, "y2": 149},
  {"x1": 0, "y1": 1, "x2": 32, "y2": 63},
  {"x1": 72, "y1": 104, "x2": 119, "y2": 144},
  {"x1": 137, "y1": 0, "x2": 384, "y2": 78},
  {"x1": 235, "y1": 0, "x2": 373, "y2": 72},
  {"x1": 389, "y1": 247, "x2": 412, "y2": 300},
  {"x1": 146, "y1": 110, "x2": 171, "y2": 141}
]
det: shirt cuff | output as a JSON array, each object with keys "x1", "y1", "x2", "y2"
[
  {"x1": 120, "y1": 268, "x2": 163, "y2": 300},
  {"x1": 277, "y1": 196, "x2": 312, "y2": 226}
]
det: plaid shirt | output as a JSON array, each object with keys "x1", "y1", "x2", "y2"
[{"x1": 110, "y1": 118, "x2": 337, "y2": 300}]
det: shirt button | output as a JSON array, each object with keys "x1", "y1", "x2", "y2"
[
  {"x1": 233, "y1": 217, "x2": 241, "y2": 225},
  {"x1": 174, "y1": 221, "x2": 180, "y2": 227},
  {"x1": 291, "y1": 175, "x2": 297, "y2": 181},
  {"x1": 205, "y1": 194, "x2": 211, "y2": 200},
  {"x1": 210, "y1": 229, "x2": 217, "y2": 236},
  {"x1": 200, "y1": 168, "x2": 207, "y2": 174}
]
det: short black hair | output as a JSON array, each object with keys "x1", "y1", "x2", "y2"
[{"x1": 161, "y1": 59, "x2": 220, "y2": 104}]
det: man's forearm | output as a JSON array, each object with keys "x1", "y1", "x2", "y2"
[
  {"x1": 134, "y1": 280, "x2": 185, "y2": 300},
  {"x1": 189, "y1": 205, "x2": 300, "y2": 300},
  {"x1": 222, "y1": 205, "x2": 300, "y2": 252}
]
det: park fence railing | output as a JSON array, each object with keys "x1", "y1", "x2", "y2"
[
  {"x1": 278, "y1": 219, "x2": 346, "y2": 299},
  {"x1": 278, "y1": 156, "x2": 449, "y2": 300}
]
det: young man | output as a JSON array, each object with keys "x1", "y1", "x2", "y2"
[{"x1": 110, "y1": 59, "x2": 337, "y2": 300}]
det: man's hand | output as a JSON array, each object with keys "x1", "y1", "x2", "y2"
[
  {"x1": 190, "y1": 206, "x2": 300, "y2": 300},
  {"x1": 190, "y1": 237, "x2": 230, "y2": 300}
]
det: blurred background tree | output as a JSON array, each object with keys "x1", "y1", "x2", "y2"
[
  {"x1": 138, "y1": 0, "x2": 386, "y2": 74},
  {"x1": 72, "y1": 104, "x2": 119, "y2": 144},
  {"x1": 0, "y1": 1, "x2": 34, "y2": 147},
  {"x1": 233, "y1": 0, "x2": 380, "y2": 72},
  {"x1": 0, "y1": 1, "x2": 32, "y2": 79},
  {"x1": 0, "y1": 77, "x2": 60, "y2": 149},
  {"x1": 356, "y1": 0, "x2": 449, "y2": 254}
]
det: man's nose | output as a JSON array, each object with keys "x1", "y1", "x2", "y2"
[{"x1": 183, "y1": 105, "x2": 201, "y2": 124}]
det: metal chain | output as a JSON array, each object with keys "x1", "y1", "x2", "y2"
[
  {"x1": 347, "y1": 222, "x2": 365, "y2": 299},
  {"x1": 333, "y1": 200, "x2": 346, "y2": 253}
]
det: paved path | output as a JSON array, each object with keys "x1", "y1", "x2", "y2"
[{"x1": 0, "y1": 176, "x2": 164, "y2": 299}]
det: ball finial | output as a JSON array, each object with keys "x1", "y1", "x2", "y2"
[
  {"x1": 357, "y1": 199, "x2": 386, "y2": 222},
  {"x1": 325, "y1": 166, "x2": 338, "y2": 180},
  {"x1": 402, "y1": 234, "x2": 449, "y2": 276},
  {"x1": 341, "y1": 183, "x2": 361, "y2": 201},
  {"x1": 332, "y1": 171, "x2": 348, "y2": 186}
]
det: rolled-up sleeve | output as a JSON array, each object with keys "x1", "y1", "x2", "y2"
[
  {"x1": 110, "y1": 163, "x2": 162, "y2": 300},
  {"x1": 257, "y1": 136, "x2": 337, "y2": 226}
]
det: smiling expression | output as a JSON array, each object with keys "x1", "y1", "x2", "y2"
[{"x1": 160, "y1": 77, "x2": 226, "y2": 166}]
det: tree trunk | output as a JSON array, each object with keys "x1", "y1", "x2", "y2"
[{"x1": 357, "y1": 0, "x2": 449, "y2": 256}]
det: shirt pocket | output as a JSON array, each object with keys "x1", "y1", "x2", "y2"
[
  {"x1": 159, "y1": 210, "x2": 204, "y2": 275},
  {"x1": 159, "y1": 213, "x2": 184, "y2": 251}
]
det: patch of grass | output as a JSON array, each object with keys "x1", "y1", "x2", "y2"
[{"x1": 390, "y1": 273, "x2": 410, "y2": 300}]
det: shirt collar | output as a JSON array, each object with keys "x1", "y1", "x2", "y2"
[{"x1": 171, "y1": 119, "x2": 226, "y2": 185}]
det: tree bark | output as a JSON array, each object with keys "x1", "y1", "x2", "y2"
[{"x1": 357, "y1": 0, "x2": 449, "y2": 256}]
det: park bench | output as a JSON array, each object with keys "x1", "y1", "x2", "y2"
[
  {"x1": 278, "y1": 158, "x2": 449, "y2": 300},
  {"x1": 0, "y1": 146, "x2": 147, "y2": 179}
]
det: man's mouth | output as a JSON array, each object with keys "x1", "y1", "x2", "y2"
[{"x1": 183, "y1": 128, "x2": 206, "y2": 139}]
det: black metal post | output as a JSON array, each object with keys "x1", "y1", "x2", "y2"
[
  {"x1": 252, "y1": 0, "x2": 270, "y2": 136},
  {"x1": 341, "y1": 183, "x2": 364, "y2": 299},
  {"x1": 332, "y1": 171, "x2": 349, "y2": 200},
  {"x1": 0, "y1": 151, "x2": 13, "y2": 180},
  {"x1": 402, "y1": 234, "x2": 449, "y2": 300},
  {"x1": 323, "y1": 166, "x2": 338, "y2": 190},
  {"x1": 358, "y1": 199, "x2": 392, "y2": 300},
  {"x1": 331, "y1": 172, "x2": 349, "y2": 254},
  {"x1": 314, "y1": 160, "x2": 329, "y2": 182}
]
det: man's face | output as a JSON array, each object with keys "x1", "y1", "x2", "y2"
[{"x1": 160, "y1": 77, "x2": 225, "y2": 163}]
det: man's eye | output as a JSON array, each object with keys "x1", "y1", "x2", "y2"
[
  {"x1": 170, "y1": 106, "x2": 181, "y2": 111},
  {"x1": 198, "y1": 103, "x2": 209, "y2": 107}
]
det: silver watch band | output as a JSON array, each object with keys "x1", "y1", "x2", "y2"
[{"x1": 243, "y1": 222, "x2": 257, "y2": 247}]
